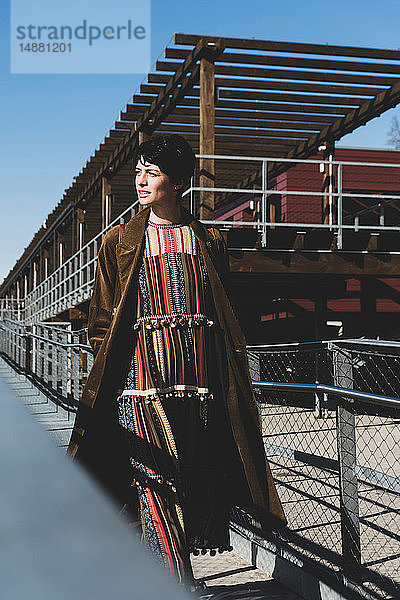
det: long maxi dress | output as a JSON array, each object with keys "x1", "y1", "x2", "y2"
[{"x1": 116, "y1": 219, "x2": 234, "y2": 583}]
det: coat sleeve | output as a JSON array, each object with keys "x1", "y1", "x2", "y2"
[
  {"x1": 87, "y1": 226, "x2": 119, "y2": 358},
  {"x1": 216, "y1": 229, "x2": 230, "y2": 287},
  {"x1": 208, "y1": 227, "x2": 231, "y2": 293}
]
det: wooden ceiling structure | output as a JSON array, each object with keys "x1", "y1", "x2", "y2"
[{"x1": 2, "y1": 33, "x2": 400, "y2": 294}]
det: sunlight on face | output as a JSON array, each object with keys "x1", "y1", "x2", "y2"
[{"x1": 135, "y1": 158, "x2": 178, "y2": 209}]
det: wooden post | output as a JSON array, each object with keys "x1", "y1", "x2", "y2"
[
  {"x1": 321, "y1": 140, "x2": 335, "y2": 226},
  {"x1": 57, "y1": 232, "x2": 64, "y2": 268},
  {"x1": 361, "y1": 279, "x2": 376, "y2": 334},
  {"x1": 252, "y1": 183, "x2": 262, "y2": 227},
  {"x1": 33, "y1": 262, "x2": 38, "y2": 289},
  {"x1": 199, "y1": 54, "x2": 215, "y2": 221},
  {"x1": 43, "y1": 249, "x2": 49, "y2": 280},
  {"x1": 314, "y1": 293, "x2": 327, "y2": 341},
  {"x1": 101, "y1": 177, "x2": 112, "y2": 231},
  {"x1": 138, "y1": 130, "x2": 151, "y2": 145},
  {"x1": 76, "y1": 208, "x2": 85, "y2": 252}
]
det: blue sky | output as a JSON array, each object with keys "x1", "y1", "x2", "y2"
[{"x1": 1, "y1": 0, "x2": 400, "y2": 283}]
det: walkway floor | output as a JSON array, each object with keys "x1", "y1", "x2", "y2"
[{"x1": 192, "y1": 552, "x2": 301, "y2": 599}]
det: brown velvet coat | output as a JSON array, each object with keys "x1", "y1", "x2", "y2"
[{"x1": 67, "y1": 206, "x2": 286, "y2": 529}]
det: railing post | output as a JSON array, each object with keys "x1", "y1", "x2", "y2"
[
  {"x1": 331, "y1": 344, "x2": 361, "y2": 581},
  {"x1": 190, "y1": 175, "x2": 194, "y2": 215},
  {"x1": 261, "y1": 159, "x2": 268, "y2": 248},
  {"x1": 24, "y1": 327, "x2": 32, "y2": 373},
  {"x1": 337, "y1": 403, "x2": 361, "y2": 581},
  {"x1": 379, "y1": 203, "x2": 385, "y2": 227},
  {"x1": 72, "y1": 333, "x2": 80, "y2": 409},
  {"x1": 247, "y1": 350, "x2": 261, "y2": 382},
  {"x1": 337, "y1": 163, "x2": 343, "y2": 250},
  {"x1": 328, "y1": 151, "x2": 334, "y2": 230},
  {"x1": 314, "y1": 342, "x2": 328, "y2": 418},
  {"x1": 92, "y1": 240, "x2": 98, "y2": 283}
]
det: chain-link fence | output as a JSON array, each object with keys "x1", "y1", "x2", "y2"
[{"x1": 245, "y1": 340, "x2": 400, "y2": 600}]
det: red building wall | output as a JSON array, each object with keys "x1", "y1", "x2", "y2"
[{"x1": 280, "y1": 147, "x2": 400, "y2": 225}]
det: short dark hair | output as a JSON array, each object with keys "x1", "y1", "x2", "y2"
[{"x1": 134, "y1": 134, "x2": 196, "y2": 192}]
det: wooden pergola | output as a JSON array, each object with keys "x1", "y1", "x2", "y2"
[{"x1": 1, "y1": 34, "x2": 400, "y2": 298}]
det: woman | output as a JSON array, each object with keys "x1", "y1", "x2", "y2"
[{"x1": 67, "y1": 135, "x2": 286, "y2": 587}]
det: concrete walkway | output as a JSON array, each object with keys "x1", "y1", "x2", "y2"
[
  {"x1": 0, "y1": 356, "x2": 74, "y2": 448},
  {"x1": 192, "y1": 552, "x2": 302, "y2": 599}
]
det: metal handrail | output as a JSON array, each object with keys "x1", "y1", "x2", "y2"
[
  {"x1": 247, "y1": 338, "x2": 400, "y2": 350},
  {"x1": 0, "y1": 322, "x2": 25, "y2": 337},
  {"x1": 196, "y1": 153, "x2": 400, "y2": 168},
  {"x1": 192, "y1": 186, "x2": 400, "y2": 202},
  {"x1": 253, "y1": 380, "x2": 400, "y2": 410},
  {"x1": 0, "y1": 321, "x2": 92, "y2": 352},
  {"x1": 28, "y1": 331, "x2": 91, "y2": 352},
  {"x1": 202, "y1": 219, "x2": 400, "y2": 231}
]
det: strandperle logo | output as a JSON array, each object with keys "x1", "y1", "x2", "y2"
[
  {"x1": 10, "y1": 0, "x2": 151, "y2": 74},
  {"x1": 15, "y1": 20, "x2": 146, "y2": 46}
]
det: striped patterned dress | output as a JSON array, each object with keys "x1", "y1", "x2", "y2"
[{"x1": 117, "y1": 220, "x2": 232, "y2": 583}]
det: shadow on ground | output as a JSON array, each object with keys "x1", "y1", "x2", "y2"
[{"x1": 200, "y1": 579, "x2": 301, "y2": 599}]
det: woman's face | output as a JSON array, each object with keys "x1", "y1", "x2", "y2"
[{"x1": 135, "y1": 158, "x2": 179, "y2": 209}]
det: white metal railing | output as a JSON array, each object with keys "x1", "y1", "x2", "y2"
[
  {"x1": 0, "y1": 318, "x2": 93, "y2": 407},
  {"x1": 3, "y1": 154, "x2": 400, "y2": 324},
  {"x1": 23, "y1": 200, "x2": 140, "y2": 323},
  {"x1": 0, "y1": 298, "x2": 25, "y2": 321},
  {"x1": 189, "y1": 154, "x2": 400, "y2": 249}
]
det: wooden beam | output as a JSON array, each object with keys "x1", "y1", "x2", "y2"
[
  {"x1": 122, "y1": 103, "x2": 339, "y2": 122},
  {"x1": 157, "y1": 60, "x2": 397, "y2": 87},
  {"x1": 229, "y1": 249, "x2": 400, "y2": 276},
  {"x1": 161, "y1": 115, "x2": 329, "y2": 129},
  {"x1": 121, "y1": 104, "x2": 341, "y2": 124},
  {"x1": 216, "y1": 99, "x2": 347, "y2": 115},
  {"x1": 139, "y1": 130, "x2": 151, "y2": 144},
  {"x1": 144, "y1": 75, "x2": 385, "y2": 98},
  {"x1": 141, "y1": 81, "x2": 370, "y2": 111},
  {"x1": 160, "y1": 117, "x2": 324, "y2": 132},
  {"x1": 288, "y1": 79, "x2": 400, "y2": 161},
  {"x1": 101, "y1": 177, "x2": 112, "y2": 230},
  {"x1": 156, "y1": 123, "x2": 315, "y2": 138},
  {"x1": 219, "y1": 89, "x2": 363, "y2": 107},
  {"x1": 199, "y1": 52, "x2": 215, "y2": 220},
  {"x1": 166, "y1": 46, "x2": 400, "y2": 73},
  {"x1": 130, "y1": 94, "x2": 349, "y2": 116},
  {"x1": 174, "y1": 34, "x2": 400, "y2": 61}
]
